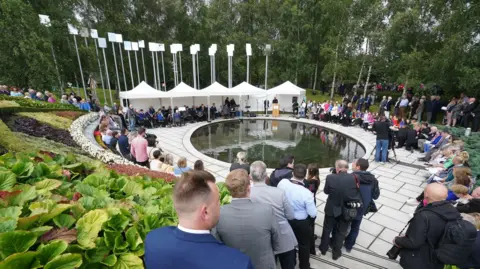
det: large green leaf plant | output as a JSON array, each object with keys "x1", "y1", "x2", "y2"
[{"x1": 0, "y1": 151, "x2": 189, "y2": 269}]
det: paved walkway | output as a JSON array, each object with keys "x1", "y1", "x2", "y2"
[{"x1": 145, "y1": 116, "x2": 429, "y2": 268}]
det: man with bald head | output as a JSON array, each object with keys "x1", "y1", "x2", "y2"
[
  {"x1": 145, "y1": 170, "x2": 254, "y2": 269},
  {"x1": 319, "y1": 160, "x2": 362, "y2": 260},
  {"x1": 394, "y1": 183, "x2": 461, "y2": 269}
]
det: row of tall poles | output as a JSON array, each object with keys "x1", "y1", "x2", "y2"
[{"x1": 39, "y1": 14, "x2": 273, "y2": 107}]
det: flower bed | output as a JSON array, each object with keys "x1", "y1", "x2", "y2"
[
  {"x1": 70, "y1": 113, "x2": 134, "y2": 165},
  {"x1": 17, "y1": 112, "x2": 73, "y2": 130},
  {"x1": 6, "y1": 116, "x2": 76, "y2": 147},
  {"x1": 53, "y1": 111, "x2": 85, "y2": 121},
  {"x1": 108, "y1": 164, "x2": 178, "y2": 182}
]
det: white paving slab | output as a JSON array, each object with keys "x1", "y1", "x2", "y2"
[{"x1": 130, "y1": 116, "x2": 426, "y2": 268}]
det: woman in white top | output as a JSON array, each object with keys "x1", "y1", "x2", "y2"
[{"x1": 150, "y1": 150, "x2": 163, "y2": 171}]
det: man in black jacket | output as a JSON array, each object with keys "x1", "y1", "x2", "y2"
[
  {"x1": 372, "y1": 116, "x2": 390, "y2": 163},
  {"x1": 463, "y1": 98, "x2": 476, "y2": 128},
  {"x1": 319, "y1": 160, "x2": 362, "y2": 260},
  {"x1": 394, "y1": 183, "x2": 460, "y2": 269},
  {"x1": 343, "y1": 158, "x2": 379, "y2": 252},
  {"x1": 268, "y1": 155, "x2": 294, "y2": 187}
]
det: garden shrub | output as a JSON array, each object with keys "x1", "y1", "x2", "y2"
[
  {"x1": 17, "y1": 112, "x2": 73, "y2": 130},
  {"x1": 0, "y1": 95, "x2": 76, "y2": 110}
]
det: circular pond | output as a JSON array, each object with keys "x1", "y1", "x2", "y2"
[{"x1": 190, "y1": 119, "x2": 366, "y2": 168}]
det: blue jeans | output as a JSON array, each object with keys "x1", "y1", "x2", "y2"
[
  {"x1": 129, "y1": 118, "x2": 135, "y2": 131},
  {"x1": 375, "y1": 139, "x2": 389, "y2": 162},
  {"x1": 344, "y1": 218, "x2": 363, "y2": 250}
]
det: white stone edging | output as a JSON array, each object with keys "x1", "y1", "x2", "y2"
[
  {"x1": 182, "y1": 117, "x2": 374, "y2": 172},
  {"x1": 70, "y1": 112, "x2": 135, "y2": 165}
]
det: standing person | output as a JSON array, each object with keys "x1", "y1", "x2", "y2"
[
  {"x1": 126, "y1": 104, "x2": 136, "y2": 131},
  {"x1": 399, "y1": 95, "x2": 409, "y2": 119},
  {"x1": 278, "y1": 164, "x2": 317, "y2": 269},
  {"x1": 378, "y1": 96, "x2": 387, "y2": 116},
  {"x1": 445, "y1": 97, "x2": 457, "y2": 127},
  {"x1": 365, "y1": 94, "x2": 372, "y2": 111},
  {"x1": 463, "y1": 98, "x2": 477, "y2": 128},
  {"x1": 230, "y1": 152, "x2": 250, "y2": 174},
  {"x1": 416, "y1": 98, "x2": 425, "y2": 122},
  {"x1": 249, "y1": 161, "x2": 297, "y2": 269},
  {"x1": 268, "y1": 155, "x2": 294, "y2": 187},
  {"x1": 473, "y1": 103, "x2": 480, "y2": 132},
  {"x1": 393, "y1": 183, "x2": 476, "y2": 269},
  {"x1": 344, "y1": 158, "x2": 379, "y2": 252},
  {"x1": 372, "y1": 116, "x2": 391, "y2": 163},
  {"x1": 431, "y1": 95, "x2": 441, "y2": 123},
  {"x1": 144, "y1": 171, "x2": 254, "y2": 269},
  {"x1": 305, "y1": 164, "x2": 321, "y2": 255},
  {"x1": 130, "y1": 128, "x2": 149, "y2": 167},
  {"x1": 118, "y1": 128, "x2": 131, "y2": 159},
  {"x1": 214, "y1": 169, "x2": 281, "y2": 269},
  {"x1": 425, "y1": 96, "x2": 434, "y2": 123},
  {"x1": 319, "y1": 160, "x2": 361, "y2": 260},
  {"x1": 385, "y1": 96, "x2": 393, "y2": 119}
]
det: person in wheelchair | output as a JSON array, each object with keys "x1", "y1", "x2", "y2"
[
  {"x1": 137, "y1": 109, "x2": 153, "y2": 128},
  {"x1": 155, "y1": 109, "x2": 166, "y2": 127},
  {"x1": 173, "y1": 109, "x2": 183, "y2": 126},
  {"x1": 196, "y1": 105, "x2": 206, "y2": 121}
]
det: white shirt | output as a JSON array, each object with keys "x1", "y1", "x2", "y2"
[
  {"x1": 150, "y1": 159, "x2": 162, "y2": 171},
  {"x1": 177, "y1": 225, "x2": 210, "y2": 234},
  {"x1": 277, "y1": 178, "x2": 317, "y2": 220}
]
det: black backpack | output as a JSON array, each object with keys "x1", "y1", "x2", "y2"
[{"x1": 425, "y1": 210, "x2": 477, "y2": 265}]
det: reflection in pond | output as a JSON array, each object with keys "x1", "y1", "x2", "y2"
[{"x1": 190, "y1": 120, "x2": 365, "y2": 168}]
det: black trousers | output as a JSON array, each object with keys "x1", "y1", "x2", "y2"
[
  {"x1": 319, "y1": 215, "x2": 350, "y2": 256},
  {"x1": 289, "y1": 219, "x2": 312, "y2": 269},
  {"x1": 277, "y1": 249, "x2": 296, "y2": 269},
  {"x1": 136, "y1": 160, "x2": 149, "y2": 168}
]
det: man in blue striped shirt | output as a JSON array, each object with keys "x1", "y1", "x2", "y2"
[{"x1": 278, "y1": 164, "x2": 317, "y2": 269}]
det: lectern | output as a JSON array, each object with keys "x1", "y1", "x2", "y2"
[{"x1": 273, "y1": 104, "x2": 280, "y2": 117}]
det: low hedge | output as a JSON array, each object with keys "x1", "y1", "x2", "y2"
[{"x1": 0, "y1": 95, "x2": 78, "y2": 112}]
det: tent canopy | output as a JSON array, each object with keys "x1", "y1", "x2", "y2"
[
  {"x1": 201, "y1": 82, "x2": 229, "y2": 96},
  {"x1": 119, "y1": 81, "x2": 166, "y2": 99},
  {"x1": 164, "y1": 82, "x2": 207, "y2": 97},
  {"x1": 267, "y1": 81, "x2": 306, "y2": 96},
  {"x1": 232, "y1": 82, "x2": 265, "y2": 96}
]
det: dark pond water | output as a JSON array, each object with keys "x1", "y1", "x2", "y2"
[{"x1": 190, "y1": 120, "x2": 365, "y2": 168}]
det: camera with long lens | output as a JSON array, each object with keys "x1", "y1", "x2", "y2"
[
  {"x1": 386, "y1": 245, "x2": 401, "y2": 260},
  {"x1": 329, "y1": 167, "x2": 337, "y2": 174}
]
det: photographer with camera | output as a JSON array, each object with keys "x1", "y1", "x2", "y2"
[
  {"x1": 390, "y1": 183, "x2": 476, "y2": 269},
  {"x1": 319, "y1": 160, "x2": 362, "y2": 260}
]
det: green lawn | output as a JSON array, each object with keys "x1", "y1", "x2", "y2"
[{"x1": 60, "y1": 87, "x2": 120, "y2": 106}]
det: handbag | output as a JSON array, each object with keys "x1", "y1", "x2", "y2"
[{"x1": 342, "y1": 174, "x2": 362, "y2": 221}]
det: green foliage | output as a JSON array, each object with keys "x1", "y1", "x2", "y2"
[{"x1": 0, "y1": 151, "x2": 232, "y2": 268}]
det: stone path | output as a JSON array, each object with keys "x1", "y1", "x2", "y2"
[{"x1": 144, "y1": 116, "x2": 429, "y2": 268}]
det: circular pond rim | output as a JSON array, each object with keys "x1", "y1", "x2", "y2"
[{"x1": 182, "y1": 117, "x2": 373, "y2": 172}]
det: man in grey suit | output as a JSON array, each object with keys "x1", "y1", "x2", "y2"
[
  {"x1": 250, "y1": 161, "x2": 297, "y2": 269},
  {"x1": 214, "y1": 169, "x2": 281, "y2": 269}
]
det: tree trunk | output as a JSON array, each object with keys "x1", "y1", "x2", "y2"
[
  {"x1": 330, "y1": 43, "x2": 339, "y2": 99},
  {"x1": 312, "y1": 60, "x2": 318, "y2": 91},
  {"x1": 403, "y1": 70, "x2": 410, "y2": 96},
  {"x1": 363, "y1": 65, "x2": 372, "y2": 98},
  {"x1": 355, "y1": 61, "x2": 365, "y2": 95}
]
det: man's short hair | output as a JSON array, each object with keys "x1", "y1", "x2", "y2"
[
  {"x1": 356, "y1": 158, "x2": 369, "y2": 171},
  {"x1": 335, "y1": 160, "x2": 348, "y2": 169},
  {"x1": 173, "y1": 170, "x2": 216, "y2": 215},
  {"x1": 279, "y1": 155, "x2": 294, "y2": 168},
  {"x1": 293, "y1": 164, "x2": 307, "y2": 179},
  {"x1": 225, "y1": 169, "x2": 250, "y2": 198},
  {"x1": 138, "y1": 127, "x2": 146, "y2": 135},
  {"x1": 152, "y1": 150, "x2": 161, "y2": 159},
  {"x1": 250, "y1": 161, "x2": 267, "y2": 182}
]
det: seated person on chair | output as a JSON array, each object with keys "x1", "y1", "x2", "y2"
[
  {"x1": 173, "y1": 110, "x2": 182, "y2": 126},
  {"x1": 405, "y1": 124, "x2": 420, "y2": 151},
  {"x1": 197, "y1": 105, "x2": 206, "y2": 121},
  {"x1": 156, "y1": 110, "x2": 165, "y2": 126}
]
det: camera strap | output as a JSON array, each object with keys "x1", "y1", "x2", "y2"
[{"x1": 397, "y1": 219, "x2": 412, "y2": 236}]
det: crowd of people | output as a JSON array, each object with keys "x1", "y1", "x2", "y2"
[
  {"x1": 144, "y1": 156, "x2": 383, "y2": 269},
  {"x1": 0, "y1": 85, "x2": 104, "y2": 112}
]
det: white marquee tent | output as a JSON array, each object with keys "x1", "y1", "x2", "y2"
[
  {"x1": 266, "y1": 81, "x2": 307, "y2": 112},
  {"x1": 162, "y1": 82, "x2": 209, "y2": 108},
  {"x1": 119, "y1": 81, "x2": 166, "y2": 110}
]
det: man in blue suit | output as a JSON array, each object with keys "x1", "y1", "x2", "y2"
[{"x1": 144, "y1": 170, "x2": 254, "y2": 269}]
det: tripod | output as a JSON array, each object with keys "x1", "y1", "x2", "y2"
[{"x1": 388, "y1": 134, "x2": 398, "y2": 163}]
